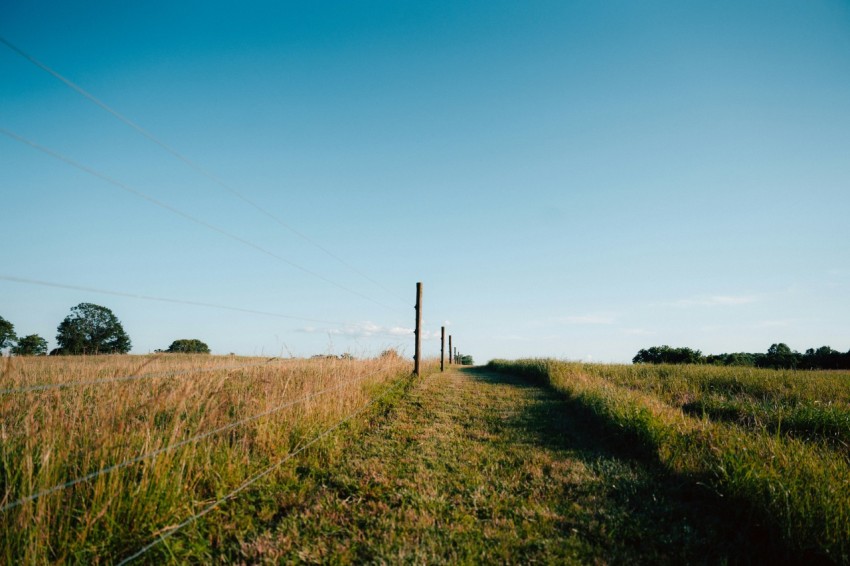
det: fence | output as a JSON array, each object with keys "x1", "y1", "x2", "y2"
[
  {"x1": 0, "y1": 36, "x2": 471, "y2": 563},
  {"x1": 0, "y1": 277, "x2": 469, "y2": 562}
]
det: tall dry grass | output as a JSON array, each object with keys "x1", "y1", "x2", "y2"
[{"x1": 0, "y1": 353, "x2": 415, "y2": 563}]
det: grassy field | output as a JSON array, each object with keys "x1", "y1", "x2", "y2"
[
  {"x1": 489, "y1": 359, "x2": 850, "y2": 562},
  {"x1": 236, "y1": 366, "x2": 799, "y2": 563},
  {"x1": 5, "y1": 355, "x2": 850, "y2": 563},
  {"x1": 0, "y1": 353, "x2": 418, "y2": 563}
]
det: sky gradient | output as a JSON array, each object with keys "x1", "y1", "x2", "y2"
[{"x1": 2, "y1": 1, "x2": 849, "y2": 362}]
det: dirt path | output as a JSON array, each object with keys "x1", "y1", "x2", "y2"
[{"x1": 239, "y1": 367, "x2": 752, "y2": 563}]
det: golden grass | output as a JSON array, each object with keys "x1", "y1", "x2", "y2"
[{"x1": 0, "y1": 353, "x2": 415, "y2": 563}]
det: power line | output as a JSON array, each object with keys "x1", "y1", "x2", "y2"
[
  {"x1": 0, "y1": 35, "x2": 408, "y2": 306},
  {"x1": 0, "y1": 274, "x2": 413, "y2": 340},
  {"x1": 0, "y1": 366, "x2": 394, "y2": 513},
  {"x1": 117, "y1": 375, "x2": 409, "y2": 565},
  {"x1": 0, "y1": 275, "x2": 413, "y2": 351},
  {"x1": 0, "y1": 357, "x2": 283, "y2": 395},
  {"x1": 0, "y1": 128, "x2": 397, "y2": 312},
  {"x1": 0, "y1": 275, "x2": 349, "y2": 326}
]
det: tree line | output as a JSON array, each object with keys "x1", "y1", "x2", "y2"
[
  {"x1": 633, "y1": 343, "x2": 850, "y2": 370},
  {"x1": 1, "y1": 303, "x2": 209, "y2": 356}
]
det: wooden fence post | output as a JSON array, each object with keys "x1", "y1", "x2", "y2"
[
  {"x1": 440, "y1": 326, "x2": 445, "y2": 372},
  {"x1": 414, "y1": 282, "x2": 422, "y2": 377},
  {"x1": 448, "y1": 335, "x2": 453, "y2": 364}
]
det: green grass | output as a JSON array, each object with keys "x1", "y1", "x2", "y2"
[
  {"x1": 578, "y1": 362, "x2": 850, "y2": 445},
  {"x1": 489, "y1": 359, "x2": 850, "y2": 562},
  {"x1": 235, "y1": 366, "x2": 804, "y2": 563}
]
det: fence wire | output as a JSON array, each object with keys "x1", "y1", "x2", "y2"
[
  {"x1": 116, "y1": 375, "x2": 410, "y2": 565},
  {"x1": 0, "y1": 357, "x2": 284, "y2": 395},
  {"x1": 0, "y1": 35, "x2": 408, "y2": 307},
  {"x1": 0, "y1": 366, "x2": 393, "y2": 513}
]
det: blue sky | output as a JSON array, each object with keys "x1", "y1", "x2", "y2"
[{"x1": 2, "y1": 1, "x2": 849, "y2": 362}]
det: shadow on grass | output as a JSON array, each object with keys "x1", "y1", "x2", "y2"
[
  {"x1": 681, "y1": 401, "x2": 850, "y2": 453},
  {"x1": 461, "y1": 366, "x2": 826, "y2": 565}
]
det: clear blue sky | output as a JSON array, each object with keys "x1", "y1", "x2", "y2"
[{"x1": 2, "y1": 1, "x2": 849, "y2": 363}]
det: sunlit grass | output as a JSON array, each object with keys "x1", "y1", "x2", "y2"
[
  {"x1": 488, "y1": 359, "x2": 850, "y2": 562},
  {"x1": 0, "y1": 353, "x2": 418, "y2": 563}
]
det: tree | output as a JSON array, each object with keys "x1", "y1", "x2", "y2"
[
  {"x1": 803, "y1": 346, "x2": 842, "y2": 370},
  {"x1": 633, "y1": 345, "x2": 704, "y2": 365},
  {"x1": 165, "y1": 339, "x2": 210, "y2": 354},
  {"x1": 11, "y1": 334, "x2": 48, "y2": 356},
  {"x1": 56, "y1": 303, "x2": 131, "y2": 355},
  {"x1": 0, "y1": 315, "x2": 16, "y2": 352},
  {"x1": 762, "y1": 343, "x2": 801, "y2": 370}
]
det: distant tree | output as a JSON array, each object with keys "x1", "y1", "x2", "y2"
[
  {"x1": 638, "y1": 343, "x2": 850, "y2": 371},
  {"x1": 165, "y1": 339, "x2": 210, "y2": 354},
  {"x1": 725, "y1": 352, "x2": 757, "y2": 367},
  {"x1": 0, "y1": 315, "x2": 16, "y2": 352},
  {"x1": 459, "y1": 354, "x2": 474, "y2": 366},
  {"x1": 705, "y1": 352, "x2": 756, "y2": 367},
  {"x1": 56, "y1": 303, "x2": 131, "y2": 355},
  {"x1": 379, "y1": 349, "x2": 402, "y2": 360},
  {"x1": 802, "y1": 346, "x2": 842, "y2": 370},
  {"x1": 633, "y1": 346, "x2": 704, "y2": 365},
  {"x1": 761, "y1": 343, "x2": 801, "y2": 370},
  {"x1": 11, "y1": 334, "x2": 48, "y2": 356}
]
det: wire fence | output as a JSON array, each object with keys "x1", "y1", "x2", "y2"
[
  {"x1": 116, "y1": 375, "x2": 411, "y2": 565},
  {"x1": 0, "y1": 365, "x2": 393, "y2": 513},
  {"x1": 0, "y1": 35, "x2": 456, "y2": 563},
  {"x1": 0, "y1": 356, "x2": 284, "y2": 395}
]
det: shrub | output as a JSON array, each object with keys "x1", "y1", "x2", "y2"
[{"x1": 165, "y1": 339, "x2": 210, "y2": 354}]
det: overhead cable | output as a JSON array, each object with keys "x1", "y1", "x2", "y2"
[
  {"x1": 0, "y1": 275, "x2": 347, "y2": 326},
  {"x1": 0, "y1": 36, "x2": 408, "y2": 306},
  {"x1": 0, "y1": 128, "x2": 396, "y2": 312}
]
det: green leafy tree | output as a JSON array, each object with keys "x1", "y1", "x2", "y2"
[
  {"x1": 0, "y1": 315, "x2": 16, "y2": 352},
  {"x1": 633, "y1": 346, "x2": 705, "y2": 365},
  {"x1": 165, "y1": 339, "x2": 210, "y2": 354},
  {"x1": 11, "y1": 334, "x2": 48, "y2": 356},
  {"x1": 56, "y1": 303, "x2": 131, "y2": 355},
  {"x1": 762, "y1": 343, "x2": 801, "y2": 370},
  {"x1": 725, "y1": 352, "x2": 756, "y2": 367},
  {"x1": 803, "y1": 346, "x2": 842, "y2": 370}
]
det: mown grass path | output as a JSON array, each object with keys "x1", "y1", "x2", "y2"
[{"x1": 239, "y1": 367, "x2": 776, "y2": 563}]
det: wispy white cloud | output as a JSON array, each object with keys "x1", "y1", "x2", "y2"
[
  {"x1": 752, "y1": 319, "x2": 792, "y2": 329},
  {"x1": 553, "y1": 314, "x2": 616, "y2": 325},
  {"x1": 298, "y1": 322, "x2": 442, "y2": 340},
  {"x1": 669, "y1": 294, "x2": 758, "y2": 308},
  {"x1": 299, "y1": 322, "x2": 410, "y2": 338},
  {"x1": 495, "y1": 334, "x2": 535, "y2": 342},
  {"x1": 621, "y1": 327, "x2": 655, "y2": 336}
]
